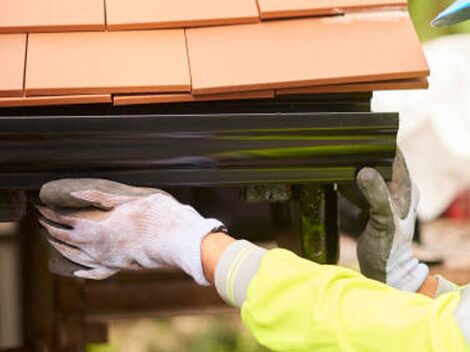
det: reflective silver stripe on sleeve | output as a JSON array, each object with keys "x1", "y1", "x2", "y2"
[
  {"x1": 435, "y1": 275, "x2": 459, "y2": 297},
  {"x1": 214, "y1": 240, "x2": 267, "y2": 308},
  {"x1": 455, "y1": 285, "x2": 470, "y2": 346}
]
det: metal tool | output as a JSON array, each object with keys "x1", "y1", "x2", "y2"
[{"x1": 432, "y1": 0, "x2": 470, "y2": 27}]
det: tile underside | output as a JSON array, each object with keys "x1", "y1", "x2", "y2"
[
  {"x1": 277, "y1": 78, "x2": 429, "y2": 94},
  {"x1": 113, "y1": 90, "x2": 274, "y2": 105},
  {"x1": 257, "y1": 0, "x2": 407, "y2": 19},
  {"x1": 0, "y1": 0, "x2": 105, "y2": 33},
  {"x1": 0, "y1": 94, "x2": 111, "y2": 107},
  {"x1": 106, "y1": 0, "x2": 259, "y2": 30},
  {"x1": 186, "y1": 15, "x2": 429, "y2": 95},
  {"x1": 25, "y1": 30, "x2": 190, "y2": 96},
  {"x1": 0, "y1": 34, "x2": 27, "y2": 97}
]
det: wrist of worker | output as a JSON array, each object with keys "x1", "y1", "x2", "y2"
[
  {"x1": 201, "y1": 233, "x2": 267, "y2": 307},
  {"x1": 417, "y1": 275, "x2": 438, "y2": 297},
  {"x1": 416, "y1": 274, "x2": 461, "y2": 298}
]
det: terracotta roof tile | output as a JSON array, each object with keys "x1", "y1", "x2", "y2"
[
  {"x1": 277, "y1": 77, "x2": 428, "y2": 94},
  {"x1": 0, "y1": 0, "x2": 105, "y2": 33},
  {"x1": 257, "y1": 0, "x2": 407, "y2": 19},
  {"x1": 0, "y1": 94, "x2": 111, "y2": 107},
  {"x1": 106, "y1": 0, "x2": 259, "y2": 30},
  {"x1": 0, "y1": 34, "x2": 26, "y2": 97},
  {"x1": 25, "y1": 30, "x2": 190, "y2": 96},
  {"x1": 186, "y1": 13, "x2": 428, "y2": 95},
  {"x1": 113, "y1": 90, "x2": 274, "y2": 105},
  {"x1": 0, "y1": 1, "x2": 429, "y2": 108}
]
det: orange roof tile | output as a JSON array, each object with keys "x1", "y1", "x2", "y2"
[
  {"x1": 186, "y1": 13, "x2": 428, "y2": 95},
  {"x1": 0, "y1": 1, "x2": 429, "y2": 108},
  {"x1": 113, "y1": 90, "x2": 274, "y2": 106},
  {"x1": 0, "y1": 0, "x2": 105, "y2": 33},
  {"x1": 0, "y1": 34, "x2": 26, "y2": 97},
  {"x1": 25, "y1": 30, "x2": 190, "y2": 96},
  {"x1": 0, "y1": 94, "x2": 111, "y2": 107},
  {"x1": 106, "y1": 0, "x2": 259, "y2": 30},
  {"x1": 257, "y1": 0, "x2": 407, "y2": 19},
  {"x1": 277, "y1": 77, "x2": 428, "y2": 95}
]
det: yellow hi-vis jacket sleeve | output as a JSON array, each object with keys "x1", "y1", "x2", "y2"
[{"x1": 214, "y1": 241, "x2": 470, "y2": 352}]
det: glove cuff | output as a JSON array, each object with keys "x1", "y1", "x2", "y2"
[
  {"x1": 388, "y1": 258, "x2": 429, "y2": 292},
  {"x1": 175, "y1": 218, "x2": 225, "y2": 286}
]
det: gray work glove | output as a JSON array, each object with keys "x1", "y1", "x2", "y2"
[
  {"x1": 356, "y1": 151, "x2": 429, "y2": 292},
  {"x1": 37, "y1": 179, "x2": 224, "y2": 284}
]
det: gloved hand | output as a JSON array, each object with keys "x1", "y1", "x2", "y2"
[
  {"x1": 37, "y1": 179, "x2": 225, "y2": 284},
  {"x1": 356, "y1": 151, "x2": 429, "y2": 292}
]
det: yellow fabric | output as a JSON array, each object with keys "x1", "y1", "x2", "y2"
[{"x1": 241, "y1": 249, "x2": 469, "y2": 352}]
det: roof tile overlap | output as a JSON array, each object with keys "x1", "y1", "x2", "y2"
[
  {"x1": 277, "y1": 78, "x2": 428, "y2": 95},
  {"x1": 0, "y1": 94, "x2": 111, "y2": 107},
  {"x1": 106, "y1": 0, "x2": 259, "y2": 30},
  {"x1": 113, "y1": 90, "x2": 274, "y2": 106},
  {"x1": 257, "y1": 0, "x2": 407, "y2": 19},
  {"x1": 0, "y1": 0, "x2": 105, "y2": 33}
]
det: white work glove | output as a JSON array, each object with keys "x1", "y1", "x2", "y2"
[
  {"x1": 37, "y1": 179, "x2": 224, "y2": 285},
  {"x1": 356, "y1": 151, "x2": 429, "y2": 292}
]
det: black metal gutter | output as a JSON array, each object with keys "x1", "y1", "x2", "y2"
[{"x1": 0, "y1": 111, "x2": 397, "y2": 189}]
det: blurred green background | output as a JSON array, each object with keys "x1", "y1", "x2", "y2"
[
  {"x1": 89, "y1": 315, "x2": 269, "y2": 352},
  {"x1": 91, "y1": 1, "x2": 470, "y2": 352}
]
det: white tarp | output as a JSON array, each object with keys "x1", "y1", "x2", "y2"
[{"x1": 373, "y1": 34, "x2": 470, "y2": 221}]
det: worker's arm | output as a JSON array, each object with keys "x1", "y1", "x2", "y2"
[
  {"x1": 203, "y1": 233, "x2": 470, "y2": 352},
  {"x1": 38, "y1": 178, "x2": 469, "y2": 351}
]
